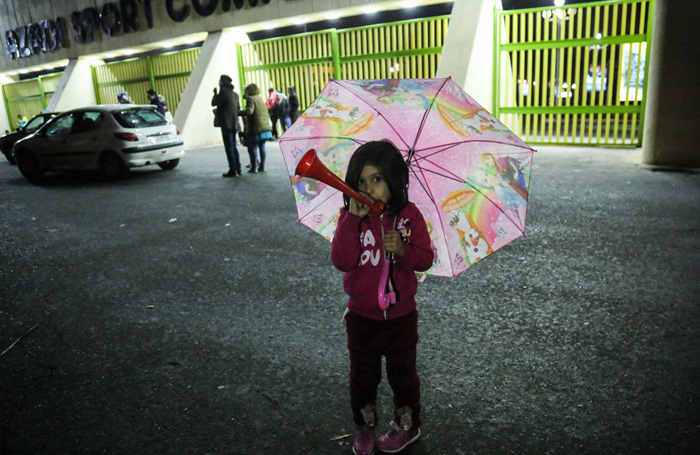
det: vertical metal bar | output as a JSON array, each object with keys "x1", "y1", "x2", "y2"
[
  {"x1": 638, "y1": 0, "x2": 654, "y2": 147},
  {"x1": 620, "y1": 2, "x2": 631, "y2": 143},
  {"x1": 493, "y1": 4, "x2": 502, "y2": 120},
  {"x1": 237, "y1": 43, "x2": 246, "y2": 90},
  {"x1": 331, "y1": 29, "x2": 341, "y2": 79},
  {"x1": 589, "y1": 4, "x2": 601, "y2": 144}
]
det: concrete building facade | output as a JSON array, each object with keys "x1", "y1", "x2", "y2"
[{"x1": 0, "y1": 0, "x2": 696, "y2": 167}]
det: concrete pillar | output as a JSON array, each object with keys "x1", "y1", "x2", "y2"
[
  {"x1": 436, "y1": 0, "x2": 496, "y2": 111},
  {"x1": 642, "y1": 0, "x2": 700, "y2": 168},
  {"x1": 175, "y1": 29, "x2": 250, "y2": 150},
  {"x1": 0, "y1": 74, "x2": 19, "y2": 133},
  {"x1": 51, "y1": 58, "x2": 98, "y2": 112}
]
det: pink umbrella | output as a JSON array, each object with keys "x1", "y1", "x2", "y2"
[{"x1": 279, "y1": 77, "x2": 535, "y2": 278}]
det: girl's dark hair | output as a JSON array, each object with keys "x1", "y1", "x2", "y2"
[{"x1": 344, "y1": 140, "x2": 409, "y2": 214}]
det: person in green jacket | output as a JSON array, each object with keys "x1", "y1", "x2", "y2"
[{"x1": 239, "y1": 84, "x2": 273, "y2": 173}]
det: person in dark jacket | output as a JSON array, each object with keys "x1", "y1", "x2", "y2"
[
  {"x1": 288, "y1": 86, "x2": 300, "y2": 124},
  {"x1": 266, "y1": 88, "x2": 290, "y2": 139},
  {"x1": 147, "y1": 89, "x2": 167, "y2": 115},
  {"x1": 212, "y1": 75, "x2": 242, "y2": 177}
]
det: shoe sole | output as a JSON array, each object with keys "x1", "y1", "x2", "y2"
[
  {"x1": 352, "y1": 447, "x2": 374, "y2": 455},
  {"x1": 376, "y1": 428, "x2": 420, "y2": 453}
]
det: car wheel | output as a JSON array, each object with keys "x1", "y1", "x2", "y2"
[
  {"x1": 2, "y1": 145, "x2": 16, "y2": 165},
  {"x1": 157, "y1": 158, "x2": 180, "y2": 170},
  {"x1": 99, "y1": 152, "x2": 127, "y2": 179},
  {"x1": 15, "y1": 150, "x2": 44, "y2": 184}
]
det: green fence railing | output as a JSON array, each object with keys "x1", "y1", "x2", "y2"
[
  {"x1": 495, "y1": 0, "x2": 654, "y2": 146},
  {"x1": 2, "y1": 72, "x2": 62, "y2": 131},
  {"x1": 238, "y1": 15, "x2": 450, "y2": 112},
  {"x1": 92, "y1": 47, "x2": 201, "y2": 114}
]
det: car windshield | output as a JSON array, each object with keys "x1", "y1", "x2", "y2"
[
  {"x1": 113, "y1": 108, "x2": 167, "y2": 128},
  {"x1": 25, "y1": 115, "x2": 49, "y2": 132}
]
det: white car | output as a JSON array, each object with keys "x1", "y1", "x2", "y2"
[{"x1": 13, "y1": 104, "x2": 184, "y2": 184}]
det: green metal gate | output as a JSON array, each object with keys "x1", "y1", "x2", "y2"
[
  {"x1": 494, "y1": 0, "x2": 654, "y2": 146},
  {"x1": 92, "y1": 48, "x2": 201, "y2": 114},
  {"x1": 2, "y1": 73, "x2": 62, "y2": 130},
  {"x1": 237, "y1": 15, "x2": 449, "y2": 112}
]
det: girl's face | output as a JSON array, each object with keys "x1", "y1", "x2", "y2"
[{"x1": 358, "y1": 164, "x2": 391, "y2": 206}]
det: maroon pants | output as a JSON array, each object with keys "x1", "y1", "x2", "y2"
[{"x1": 346, "y1": 310, "x2": 421, "y2": 427}]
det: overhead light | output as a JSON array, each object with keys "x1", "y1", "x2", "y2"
[
  {"x1": 402, "y1": 1, "x2": 419, "y2": 7},
  {"x1": 7, "y1": 71, "x2": 16, "y2": 76},
  {"x1": 325, "y1": 12, "x2": 341, "y2": 20},
  {"x1": 262, "y1": 22, "x2": 277, "y2": 30},
  {"x1": 554, "y1": 0, "x2": 565, "y2": 6},
  {"x1": 85, "y1": 58, "x2": 103, "y2": 67},
  {"x1": 293, "y1": 17, "x2": 308, "y2": 25},
  {"x1": 161, "y1": 42, "x2": 174, "y2": 48},
  {"x1": 104, "y1": 53, "x2": 115, "y2": 58},
  {"x1": 44, "y1": 65, "x2": 53, "y2": 70},
  {"x1": 363, "y1": 6, "x2": 379, "y2": 14},
  {"x1": 123, "y1": 49, "x2": 135, "y2": 55}
]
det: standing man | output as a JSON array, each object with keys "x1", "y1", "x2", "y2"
[
  {"x1": 147, "y1": 89, "x2": 167, "y2": 115},
  {"x1": 212, "y1": 75, "x2": 242, "y2": 178}
]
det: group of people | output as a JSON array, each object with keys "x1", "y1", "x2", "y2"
[
  {"x1": 266, "y1": 86, "x2": 299, "y2": 139},
  {"x1": 117, "y1": 89, "x2": 173, "y2": 122},
  {"x1": 211, "y1": 74, "x2": 300, "y2": 178}
]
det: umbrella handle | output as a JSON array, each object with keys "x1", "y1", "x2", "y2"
[{"x1": 295, "y1": 149, "x2": 385, "y2": 216}]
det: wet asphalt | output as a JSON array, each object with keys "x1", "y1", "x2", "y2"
[{"x1": 0, "y1": 143, "x2": 698, "y2": 455}]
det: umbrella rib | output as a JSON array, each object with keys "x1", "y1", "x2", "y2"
[
  {"x1": 410, "y1": 77, "x2": 451, "y2": 153},
  {"x1": 461, "y1": 177, "x2": 526, "y2": 236},
  {"x1": 332, "y1": 79, "x2": 411, "y2": 151},
  {"x1": 279, "y1": 136, "x2": 364, "y2": 146},
  {"x1": 415, "y1": 139, "x2": 536, "y2": 162},
  {"x1": 297, "y1": 190, "x2": 342, "y2": 225},
  {"x1": 413, "y1": 154, "x2": 528, "y2": 237},
  {"x1": 408, "y1": 161, "x2": 460, "y2": 278}
]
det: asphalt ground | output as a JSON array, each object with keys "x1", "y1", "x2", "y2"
[{"x1": 0, "y1": 143, "x2": 699, "y2": 455}]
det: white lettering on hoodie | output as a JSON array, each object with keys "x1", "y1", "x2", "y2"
[{"x1": 359, "y1": 229, "x2": 381, "y2": 266}]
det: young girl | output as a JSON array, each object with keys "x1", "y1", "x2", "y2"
[{"x1": 331, "y1": 140, "x2": 434, "y2": 455}]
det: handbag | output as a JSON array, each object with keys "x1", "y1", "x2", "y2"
[{"x1": 238, "y1": 131, "x2": 247, "y2": 147}]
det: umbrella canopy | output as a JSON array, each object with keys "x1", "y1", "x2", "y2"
[{"x1": 279, "y1": 77, "x2": 534, "y2": 278}]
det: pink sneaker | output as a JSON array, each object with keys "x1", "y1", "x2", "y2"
[
  {"x1": 375, "y1": 421, "x2": 421, "y2": 453},
  {"x1": 353, "y1": 424, "x2": 376, "y2": 455}
]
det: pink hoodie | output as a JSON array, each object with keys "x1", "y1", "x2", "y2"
[{"x1": 331, "y1": 202, "x2": 435, "y2": 321}]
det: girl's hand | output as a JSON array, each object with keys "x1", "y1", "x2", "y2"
[
  {"x1": 384, "y1": 230, "x2": 405, "y2": 257},
  {"x1": 348, "y1": 193, "x2": 372, "y2": 217}
]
